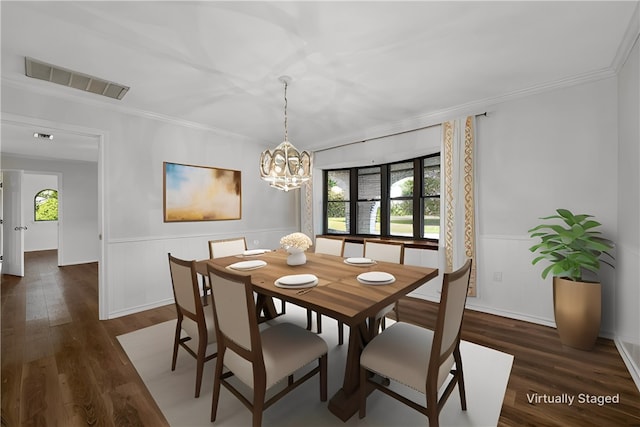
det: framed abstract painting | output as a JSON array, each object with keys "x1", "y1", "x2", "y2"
[{"x1": 163, "y1": 162, "x2": 241, "y2": 222}]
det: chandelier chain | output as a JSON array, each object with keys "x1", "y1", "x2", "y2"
[{"x1": 283, "y1": 80, "x2": 288, "y2": 142}]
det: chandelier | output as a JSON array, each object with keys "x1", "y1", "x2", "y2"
[{"x1": 260, "y1": 76, "x2": 312, "y2": 191}]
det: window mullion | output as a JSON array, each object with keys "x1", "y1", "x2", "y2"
[
  {"x1": 414, "y1": 158, "x2": 422, "y2": 238},
  {"x1": 380, "y1": 165, "x2": 389, "y2": 236},
  {"x1": 322, "y1": 170, "x2": 328, "y2": 233},
  {"x1": 350, "y1": 167, "x2": 358, "y2": 235}
]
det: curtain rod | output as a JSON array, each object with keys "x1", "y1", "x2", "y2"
[{"x1": 315, "y1": 112, "x2": 487, "y2": 153}]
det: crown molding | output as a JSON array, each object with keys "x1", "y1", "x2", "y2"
[
  {"x1": 611, "y1": 1, "x2": 640, "y2": 72},
  {"x1": 311, "y1": 67, "x2": 617, "y2": 153},
  {"x1": 1, "y1": 76, "x2": 265, "y2": 146},
  {"x1": 3, "y1": 61, "x2": 620, "y2": 156}
]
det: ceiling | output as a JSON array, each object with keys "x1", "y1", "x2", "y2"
[
  {"x1": 1, "y1": 121, "x2": 100, "y2": 162},
  {"x1": 1, "y1": 1, "x2": 637, "y2": 161}
]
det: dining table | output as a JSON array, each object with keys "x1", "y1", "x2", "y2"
[{"x1": 195, "y1": 249, "x2": 438, "y2": 422}]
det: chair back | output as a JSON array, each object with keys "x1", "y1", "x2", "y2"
[
  {"x1": 209, "y1": 237, "x2": 247, "y2": 259},
  {"x1": 168, "y1": 254, "x2": 205, "y2": 338},
  {"x1": 314, "y1": 236, "x2": 345, "y2": 256},
  {"x1": 207, "y1": 265, "x2": 257, "y2": 352},
  {"x1": 364, "y1": 240, "x2": 405, "y2": 264},
  {"x1": 431, "y1": 259, "x2": 472, "y2": 366}
]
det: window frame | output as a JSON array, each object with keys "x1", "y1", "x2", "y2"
[{"x1": 322, "y1": 153, "x2": 440, "y2": 242}]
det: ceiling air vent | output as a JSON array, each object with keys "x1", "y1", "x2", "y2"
[{"x1": 25, "y1": 57, "x2": 129, "y2": 100}]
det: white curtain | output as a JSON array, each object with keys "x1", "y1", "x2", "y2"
[{"x1": 441, "y1": 116, "x2": 477, "y2": 296}]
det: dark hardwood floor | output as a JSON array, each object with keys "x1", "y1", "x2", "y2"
[
  {"x1": 2, "y1": 250, "x2": 639, "y2": 426},
  {"x1": 395, "y1": 299, "x2": 640, "y2": 427},
  {"x1": 2, "y1": 251, "x2": 175, "y2": 427}
]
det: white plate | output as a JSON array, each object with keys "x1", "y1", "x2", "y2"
[
  {"x1": 357, "y1": 271, "x2": 396, "y2": 285},
  {"x1": 344, "y1": 257, "x2": 376, "y2": 266},
  {"x1": 275, "y1": 274, "x2": 319, "y2": 289},
  {"x1": 243, "y1": 249, "x2": 270, "y2": 256},
  {"x1": 227, "y1": 260, "x2": 267, "y2": 271}
]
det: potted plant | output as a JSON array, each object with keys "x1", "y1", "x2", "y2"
[{"x1": 528, "y1": 208, "x2": 614, "y2": 350}]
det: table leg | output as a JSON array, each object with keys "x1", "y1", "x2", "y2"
[
  {"x1": 328, "y1": 317, "x2": 377, "y2": 421},
  {"x1": 255, "y1": 294, "x2": 279, "y2": 322}
]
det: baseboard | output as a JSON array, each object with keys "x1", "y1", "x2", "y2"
[
  {"x1": 60, "y1": 258, "x2": 98, "y2": 266},
  {"x1": 108, "y1": 298, "x2": 173, "y2": 319},
  {"x1": 411, "y1": 293, "x2": 624, "y2": 339},
  {"x1": 410, "y1": 292, "x2": 558, "y2": 328},
  {"x1": 615, "y1": 338, "x2": 640, "y2": 392},
  {"x1": 467, "y1": 303, "x2": 558, "y2": 328}
]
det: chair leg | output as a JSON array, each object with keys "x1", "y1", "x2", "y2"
[
  {"x1": 280, "y1": 298, "x2": 286, "y2": 314},
  {"x1": 306, "y1": 309, "x2": 313, "y2": 331},
  {"x1": 171, "y1": 320, "x2": 181, "y2": 371},
  {"x1": 454, "y1": 346, "x2": 467, "y2": 410},
  {"x1": 338, "y1": 321, "x2": 344, "y2": 345},
  {"x1": 201, "y1": 276, "x2": 209, "y2": 306},
  {"x1": 426, "y1": 381, "x2": 439, "y2": 427},
  {"x1": 380, "y1": 316, "x2": 386, "y2": 331},
  {"x1": 306, "y1": 310, "x2": 324, "y2": 334},
  {"x1": 195, "y1": 339, "x2": 206, "y2": 398},
  {"x1": 252, "y1": 383, "x2": 266, "y2": 427},
  {"x1": 211, "y1": 350, "x2": 225, "y2": 422},
  {"x1": 316, "y1": 312, "x2": 322, "y2": 334}
]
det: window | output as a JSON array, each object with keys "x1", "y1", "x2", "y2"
[
  {"x1": 357, "y1": 167, "x2": 381, "y2": 235},
  {"x1": 422, "y1": 155, "x2": 441, "y2": 239},
  {"x1": 34, "y1": 189, "x2": 58, "y2": 221},
  {"x1": 323, "y1": 153, "x2": 440, "y2": 241},
  {"x1": 390, "y1": 161, "x2": 414, "y2": 237},
  {"x1": 325, "y1": 170, "x2": 351, "y2": 234}
]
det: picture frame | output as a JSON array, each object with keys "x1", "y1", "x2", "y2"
[{"x1": 163, "y1": 162, "x2": 241, "y2": 222}]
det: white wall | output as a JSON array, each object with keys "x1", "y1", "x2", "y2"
[
  {"x1": 1, "y1": 155, "x2": 98, "y2": 266},
  {"x1": 22, "y1": 172, "x2": 58, "y2": 252},
  {"x1": 1, "y1": 83, "x2": 300, "y2": 318},
  {"x1": 315, "y1": 76, "x2": 620, "y2": 333},
  {"x1": 616, "y1": 29, "x2": 640, "y2": 384},
  {"x1": 0, "y1": 50, "x2": 631, "y2": 336},
  {"x1": 476, "y1": 77, "x2": 618, "y2": 330}
]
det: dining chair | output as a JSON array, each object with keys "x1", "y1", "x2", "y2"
[
  {"x1": 167, "y1": 253, "x2": 218, "y2": 398},
  {"x1": 311, "y1": 236, "x2": 346, "y2": 345},
  {"x1": 207, "y1": 237, "x2": 286, "y2": 315},
  {"x1": 359, "y1": 258, "x2": 473, "y2": 427},
  {"x1": 208, "y1": 237, "x2": 248, "y2": 259},
  {"x1": 363, "y1": 239, "x2": 405, "y2": 330},
  {"x1": 363, "y1": 239, "x2": 405, "y2": 264},
  {"x1": 207, "y1": 265, "x2": 328, "y2": 427}
]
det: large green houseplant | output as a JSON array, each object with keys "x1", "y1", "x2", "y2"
[{"x1": 528, "y1": 208, "x2": 614, "y2": 350}]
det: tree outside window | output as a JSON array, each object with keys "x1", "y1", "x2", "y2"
[{"x1": 35, "y1": 189, "x2": 58, "y2": 221}]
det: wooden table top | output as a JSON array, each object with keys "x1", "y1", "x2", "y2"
[{"x1": 197, "y1": 249, "x2": 438, "y2": 326}]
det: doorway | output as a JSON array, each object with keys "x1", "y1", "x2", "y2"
[{"x1": 1, "y1": 114, "x2": 105, "y2": 318}]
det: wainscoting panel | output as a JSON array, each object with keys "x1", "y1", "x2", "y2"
[{"x1": 105, "y1": 228, "x2": 296, "y2": 318}]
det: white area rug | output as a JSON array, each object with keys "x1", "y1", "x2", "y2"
[{"x1": 118, "y1": 306, "x2": 513, "y2": 427}]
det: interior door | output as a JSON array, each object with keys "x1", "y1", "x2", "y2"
[{"x1": 2, "y1": 170, "x2": 25, "y2": 276}]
